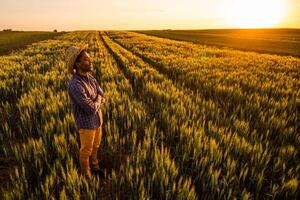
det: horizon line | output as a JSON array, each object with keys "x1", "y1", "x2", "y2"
[{"x1": 2, "y1": 27, "x2": 300, "y2": 32}]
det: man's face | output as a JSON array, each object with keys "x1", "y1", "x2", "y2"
[{"x1": 76, "y1": 51, "x2": 93, "y2": 73}]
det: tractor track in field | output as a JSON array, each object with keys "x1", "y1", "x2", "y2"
[
  {"x1": 105, "y1": 32, "x2": 299, "y2": 153},
  {"x1": 100, "y1": 31, "x2": 298, "y2": 198}
]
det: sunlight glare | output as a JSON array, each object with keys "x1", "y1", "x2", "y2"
[{"x1": 230, "y1": 0, "x2": 285, "y2": 28}]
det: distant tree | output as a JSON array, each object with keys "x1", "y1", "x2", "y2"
[
  {"x1": 53, "y1": 29, "x2": 58, "y2": 32},
  {"x1": 3, "y1": 29, "x2": 12, "y2": 32}
]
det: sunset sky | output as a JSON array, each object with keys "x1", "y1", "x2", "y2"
[{"x1": 1, "y1": 0, "x2": 299, "y2": 31}]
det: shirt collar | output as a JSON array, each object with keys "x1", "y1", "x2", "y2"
[{"x1": 75, "y1": 72, "x2": 89, "y2": 80}]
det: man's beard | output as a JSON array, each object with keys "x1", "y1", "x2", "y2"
[
  {"x1": 81, "y1": 68, "x2": 92, "y2": 72},
  {"x1": 81, "y1": 64, "x2": 93, "y2": 72}
]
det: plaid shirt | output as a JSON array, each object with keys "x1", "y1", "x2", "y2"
[{"x1": 67, "y1": 72, "x2": 104, "y2": 130}]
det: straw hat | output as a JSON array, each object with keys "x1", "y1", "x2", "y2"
[{"x1": 66, "y1": 45, "x2": 88, "y2": 74}]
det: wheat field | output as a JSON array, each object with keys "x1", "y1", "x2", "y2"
[{"x1": 0, "y1": 31, "x2": 299, "y2": 199}]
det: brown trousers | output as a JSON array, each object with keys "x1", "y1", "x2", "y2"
[{"x1": 78, "y1": 126, "x2": 102, "y2": 177}]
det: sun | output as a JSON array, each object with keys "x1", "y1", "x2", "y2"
[{"x1": 229, "y1": 0, "x2": 285, "y2": 28}]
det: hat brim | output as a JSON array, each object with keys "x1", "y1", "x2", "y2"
[{"x1": 67, "y1": 46, "x2": 88, "y2": 74}]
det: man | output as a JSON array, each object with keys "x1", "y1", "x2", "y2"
[{"x1": 66, "y1": 45, "x2": 105, "y2": 179}]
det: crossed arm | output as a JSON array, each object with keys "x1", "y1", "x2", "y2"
[
  {"x1": 94, "y1": 77, "x2": 106, "y2": 104},
  {"x1": 68, "y1": 83, "x2": 102, "y2": 115},
  {"x1": 93, "y1": 77, "x2": 104, "y2": 97}
]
